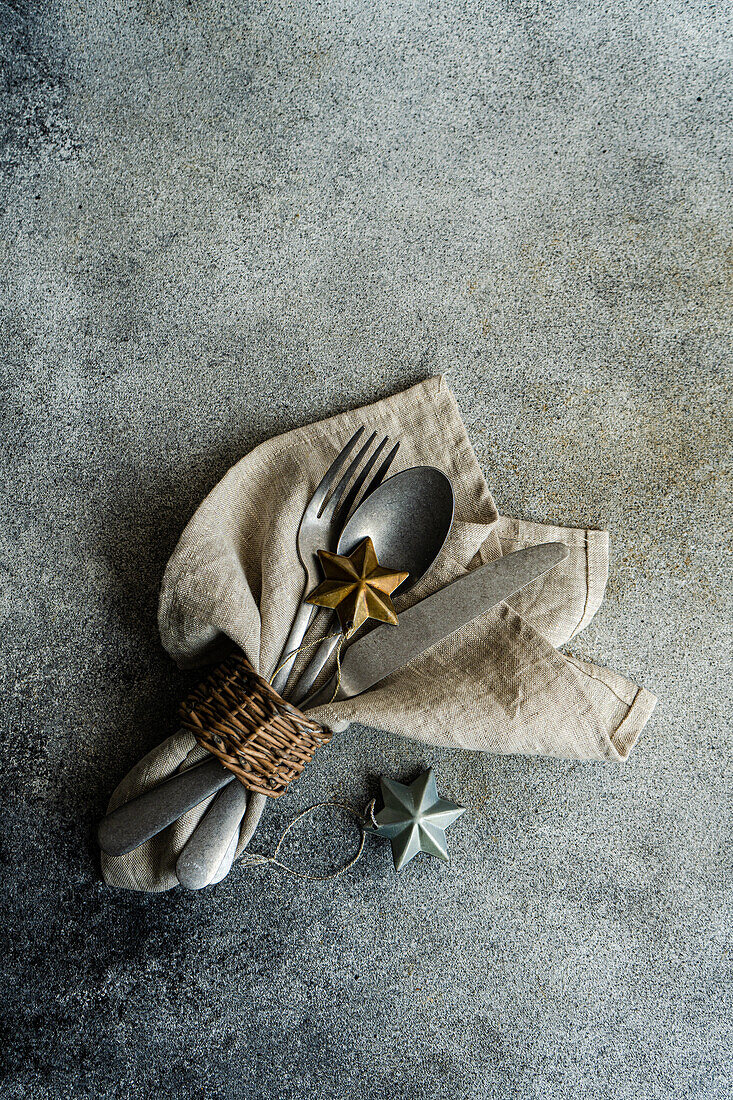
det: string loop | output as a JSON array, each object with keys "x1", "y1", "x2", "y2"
[
  {"x1": 236, "y1": 798, "x2": 378, "y2": 881},
  {"x1": 247, "y1": 625, "x2": 371, "y2": 879},
  {"x1": 328, "y1": 624, "x2": 356, "y2": 703}
]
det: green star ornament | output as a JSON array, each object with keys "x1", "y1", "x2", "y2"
[{"x1": 367, "y1": 768, "x2": 465, "y2": 871}]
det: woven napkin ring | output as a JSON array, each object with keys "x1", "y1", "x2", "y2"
[{"x1": 178, "y1": 652, "x2": 333, "y2": 799}]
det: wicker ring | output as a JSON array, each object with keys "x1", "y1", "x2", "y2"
[{"x1": 179, "y1": 652, "x2": 332, "y2": 799}]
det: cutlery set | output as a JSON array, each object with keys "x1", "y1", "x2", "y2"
[{"x1": 98, "y1": 424, "x2": 569, "y2": 887}]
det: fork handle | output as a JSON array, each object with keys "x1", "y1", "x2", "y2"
[
  {"x1": 270, "y1": 601, "x2": 317, "y2": 695},
  {"x1": 176, "y1": 778, "x2": 249, "y2": 889},
  {"x1": 290, "y1": 628, "x2": 340, "y2": 705}
]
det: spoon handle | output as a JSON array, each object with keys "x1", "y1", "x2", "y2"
[
  {"x1": 208, "y1": 825, "x2": 241, "y2": 886},
  {"x1": 176, "y1": 779, "x2": 249, "y2": 889}
]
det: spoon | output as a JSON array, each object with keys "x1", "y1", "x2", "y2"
[
  {"x1": 175, "y1": 466, "x2": 455, "y2": 889},
  {"x1": 290, "y1": 466, "x2": 455, "y2": 703}
]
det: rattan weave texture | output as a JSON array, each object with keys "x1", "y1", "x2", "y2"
[{"x1": 179, "y1": 653, "x2": 332, "y2": 798}]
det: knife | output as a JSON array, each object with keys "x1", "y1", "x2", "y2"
[
  {"x1": 98, "y1": 542, "x2": 568, "y2": 856},
  {"x1": 303, "y1": 540, "x2": 569, "y2": 707}
]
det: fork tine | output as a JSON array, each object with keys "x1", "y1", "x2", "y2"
[
  {"x1": 338, "y1": 437, "x2": 396, "y2": 523},
  {"x1": 308, "y1": 426, "x2": 365, "y2": 514},
  {"x1": 317, "y1": 430, "x2": 377, "y2": 518},
  {"x1": 331, "y1": 434, "x2": 390, "y2": 527}
]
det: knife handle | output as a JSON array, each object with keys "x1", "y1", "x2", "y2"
[{"x1": 97, "y1": 755, "x2": 234, "y2": 857}]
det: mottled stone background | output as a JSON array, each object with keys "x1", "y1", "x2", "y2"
[{"x1": 1, "y1": 1, "x2": 730, "y2": 1097}]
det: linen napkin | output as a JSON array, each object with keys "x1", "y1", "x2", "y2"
[{"x1": 102, "y1": 376, "x2": 656, "y2": 891}]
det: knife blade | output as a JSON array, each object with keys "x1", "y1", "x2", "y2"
[
  {"x1": 97, "y1": 543, "x2": 568, "y2": 855},
  {"x1": 304, "y1": 541, "x2": 569, "y2": 706}
]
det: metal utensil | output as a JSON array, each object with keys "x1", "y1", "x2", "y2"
[
  {"x1": 174, "y1": 777, "x2": 250, "y2": 889},
  {"x1": 98, "y1": 427, "x2": 398, "y2": 863},
  {"x1": 97, "y1": 755, "x2": 232, "y2": 857},
  {"x1": 207, "y1": 827, "x2": 241, "y2": 886},
  {"x1": 303, "y1": 542, "x2": 569, "y2": 707},
  {"x1": 290, "y1": 466, "x2": 455, "y2": 703},
  {"x1": 270, "y1": 426, "x2": 399, "y2": 695},
  {"x1": 179, "y1": 466, "x2": 455, "y2": 887},
  {"x1": 175, "y1": 428, "x2": 400, "y2": 885},
  {"x1": 174, "y1": 431, "x2": 400, "y2": 888}
]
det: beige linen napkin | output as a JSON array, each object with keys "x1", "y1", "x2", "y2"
[{"x1": 102, "y1": 376, "x2": 656, "y2": 891}]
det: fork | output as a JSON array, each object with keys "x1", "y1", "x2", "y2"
[
  {"x1": 173, "y1": 427, "x2": 399, "y2": 888},
  {"x1": 269, "y1": 426, "x2": 398, "y2": 693}
]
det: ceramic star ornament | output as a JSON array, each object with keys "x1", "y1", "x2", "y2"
[
  {"x1": 305, "y1": 536, "x2": 408, "y2": 633},
  {"x1": 367, "y1": 768, "x2": 465, "y2": 871}
]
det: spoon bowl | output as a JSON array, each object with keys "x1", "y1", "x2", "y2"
[{"x1": 337, "y1": 466, "x2": 454, "y2": 595}]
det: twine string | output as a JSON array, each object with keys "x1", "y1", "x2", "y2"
[
  {"x1": 328, "y1": 622, "x2": 356, "y2": 703},
  {"x1": 268, "y1": 620, "x2": 357, "y2": 705},
  {"x1": 268, "y1": 627, "x2": 345, "y2": 685},
  {"x1": 242, "y1": 620, "x2": 370, "y2": 880},
  {"x1": 236, "y1": 798, "x2": 379, "y2": 881}
]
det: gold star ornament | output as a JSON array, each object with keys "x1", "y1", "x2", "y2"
[{"x1": 305, "y1": 537, "x2": 409, "y2": 633}]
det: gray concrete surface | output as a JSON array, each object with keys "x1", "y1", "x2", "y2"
[{"x1": 1, "y1": 1, "x2": 731, "y2": 1097}]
